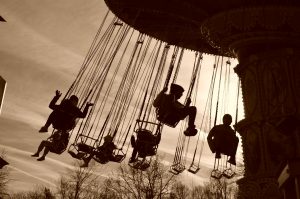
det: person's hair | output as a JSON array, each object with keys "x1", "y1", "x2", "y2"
[
  {"x1": 223, "y1": 114, "x2": 232, "y2": 125},
  {"x1": 170, "y1": 83, "x2": 184, "y2": 94},
  {"x1": 69, "y1": 95, "x2": 79, "y2": 105}
]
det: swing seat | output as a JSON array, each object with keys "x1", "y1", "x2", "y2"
[
  {"x1": 157, "y1": 112, "x2": 180, "y2": 128},
  {"x1": 188, "y1": 164, "x2": 200, "y2": 174},
  {"x1": 211, "y1": 169, "x2": 223, "y2": 179},
  {"x1": 49, "y1": 143, "x2": 67, "y2": 154},
  {"x1": 135, "y1": 129, "x2": 160, "y2": 158},
  {"x1": 48, "y1": 131, "x2": 69, "y2": 154},
  {"x1": 222, "y1": 168, "x2": 235, "y2": 179},
  {"x1": 208, "y1": 134, "x2": 239, "y2": 157},
  {"x1": 77, "y1": 143, "x2": 94, "y2": 153},
  {"x1": 170, "y1": 163, "x2": 185, "y2": 175},
  {"x1": 93, "y1": 152, "x2": 110, "y2": 164},
  {"x1": 68, "y1": 150, "x2": 86, "y2": 160},
  {"x1": 111, "y1": 149, "x2": 126, "y2": 163},
  {"x1": 68, "y1": 143, "x2": 90, "y2": 160}
]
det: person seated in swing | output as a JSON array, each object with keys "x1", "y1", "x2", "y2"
[
  {"x1": 81, "y1": 134, "x2": 117, "y2": 167},
  {"x1": 129, "y1": 129, "x2": 161, "y2": 163},
  {"x1": 39, "y1": 90, "x2": 93, "y2": 133},
  {"x1": 207, "y1": 114, "x2": 239, "y2": 165},
  {"x1": 31, "y1": 130, "x2": 69, "y2": 161},
  {"x1": 153, "y1": 83, "x2": 197, "y2": 136}
]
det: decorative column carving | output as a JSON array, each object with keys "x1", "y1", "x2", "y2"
[
  {"x1": 200, "y1": 6, "x2": 300, "y2": 199},
  {"x1": 234, "y1": 49, "x2": 300, "y2": 199}
]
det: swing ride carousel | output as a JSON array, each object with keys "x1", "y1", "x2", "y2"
[{"x1": 102, "y1": 0, "x2": 300, "y2": 198}]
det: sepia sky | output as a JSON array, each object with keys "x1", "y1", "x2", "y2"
[{"x1": 0, "y1": 0, "x2": 243, "y2": 193}]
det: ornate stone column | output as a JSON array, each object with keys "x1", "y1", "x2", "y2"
[{"x1": 201, "y1": 6, "x2": 300, "y2": 199}]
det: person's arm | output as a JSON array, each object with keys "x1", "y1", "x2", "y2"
[
  {"x1": 49, "y1": 90, "x2": 62, "y2": 110},
  {"x1": 76, "y1": 102, "x2": 93, "y2": 118},
  {"x1": 185, "y1": 97, "x2": 191, "y2": 107}
]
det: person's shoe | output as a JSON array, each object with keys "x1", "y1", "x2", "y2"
[
  {"x1": 31, "y1": 153, "x2": 39, "y2": 157},
  {"x1": 39, "y1": 126, "x2": 48, "y2": 133},
  {"x1": 184, "y1": 126, "x2": 198, "y2": 136},
  {"x1": 228, "y1": 156, "x2": 236, "y2": 165},
  {"x1": 37, "y1": 156, "x2": 45, "y2": 161},
  {"x1": 129, "y1": 157, "x2": 137, "y2": 163},
  {"x1": 215, "y1": 152, "x2": 221, "y2": 159}
]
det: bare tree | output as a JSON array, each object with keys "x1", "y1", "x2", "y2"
[
  {"x1": 0, "y1": 150, "x2": 9, "y2": 198},
  {"x1": 9, "y1": 187, "x2": 55, "y2": 199},
  {"x1": 169, "y1": 182, "x2": 190, "y2": 199},
  {"x1": 192, "y1": 179, "x2": 237, "y2": 199},
  {"x1": 56, "y1": 161, "x2": 101, "y2": 199},
  {"x1": 101, "y1": 156, "x2": 177, "y2": 199}
]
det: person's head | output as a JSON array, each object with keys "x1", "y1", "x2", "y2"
[
  {"x1": 223, "y1": 114, "x2": 232, "y2": 126},
  {"x1": 69, "y1": 95, "x2": 79, "y2": 106},
  {"x1": 104, "y1": 134, "x2": 113, "y2": 143},
  {"x1": 170, "y1": 83, "x2": 184, "y2": 99}
]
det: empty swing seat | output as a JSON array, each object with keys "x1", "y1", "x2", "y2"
[
  {"x1": 211, "y1": 169, "x2": 223, "y2": 179},
  {"x1": 222, "y1": 168, "x2": 235, "y2": 179},
  {"x1": 170, "y1": 163, "x2": 185, "y2": 175}
]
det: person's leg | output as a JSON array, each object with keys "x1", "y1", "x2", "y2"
[
  {"x1": 185, "y1": 106, "x2": 196, "y2": 127},
  {"x1": 182, "y1": 106, "x2": 198, "y2": 136},
  {"x1": 39, "y1": 111, "x2": 57, "y2": 132},
  {"x1": 31, "y1": 140, "x2": 47, "y2": 157},
  {"x1": 228, "y1": 136, "x2": 239, "y2": 165},
  {"x1": 129, "y1": 146, "x2": 138, "y2": 163},
  {"x1": 37, "y1": 146, "x2": 50, "y2": 161}
]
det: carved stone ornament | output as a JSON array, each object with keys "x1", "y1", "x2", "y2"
[
  {"x1": 234, "y1": 48, "x2": 300, "y2": 120},
  {"x1": 237, "y1": 177, "x2": 282, "y2": 199},
  {"x1": 201, "y1": 6, "x2": 300, "y2": 57}
]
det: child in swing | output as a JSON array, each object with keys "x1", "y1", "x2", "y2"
[
  {"x1": 31, "y1": 130, "x2": 69, "y2": 161},
  {"x1": 39, "y1": 90, "x2": 93, "y2": 133},
  {"x1": 81, "y1": 134, "x2": 117, "y2": 167},
  {"x1": 153, "y1": 83, "x2": 197, "y2": 136},
  {"x1": 207, "y1": 114, "x2": 239, "y2": 165}
]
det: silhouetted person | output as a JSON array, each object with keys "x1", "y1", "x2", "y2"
[
  {"x1": 0, "y1": 157, "x2": 9, "y2": 169},
  {"x1": 81, "y1": 135, "x2": 117, "y2": 167},
  {"x1": 153, "y1": 83, "x2": 197, "y2": 136},
  {"x1": 129, "y1": 129, "x2": 161, "y2": 163},
  {"x1": 39, "y1": 90, "x2": 93, "y2": 132},
  {"x1": 31, "y1": 130, "x2": 69, "y2": 161},
  {"x1": 207, "y1": 114, "x2": 239, "y2": 165}
]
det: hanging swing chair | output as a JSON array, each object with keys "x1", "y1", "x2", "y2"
[
  {"x1": 46, "y1": 129, "x2": 70, "y2": 155},
  {"x1": 128, "y1": 43, "x2": 170, "y2": 170},
  {"x1": 169, "y1": 52, "x2": 203, "y2": 175},
  {"x1": 207, "y1": 58, "x2": 240, "y2": 180},
  {"x1": 65, "y1": 16, "x2": 169, "y2": 168},
  {"x1": 153, "y1": 46, "x2": 183, "y2": 128},
  {"x1": 129, "y1": 120, "x2": 162, "y2": 170}
]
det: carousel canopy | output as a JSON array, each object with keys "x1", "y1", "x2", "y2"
[{"x1": 104, "y1": 0, "x2": 300, "y2": 57}]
